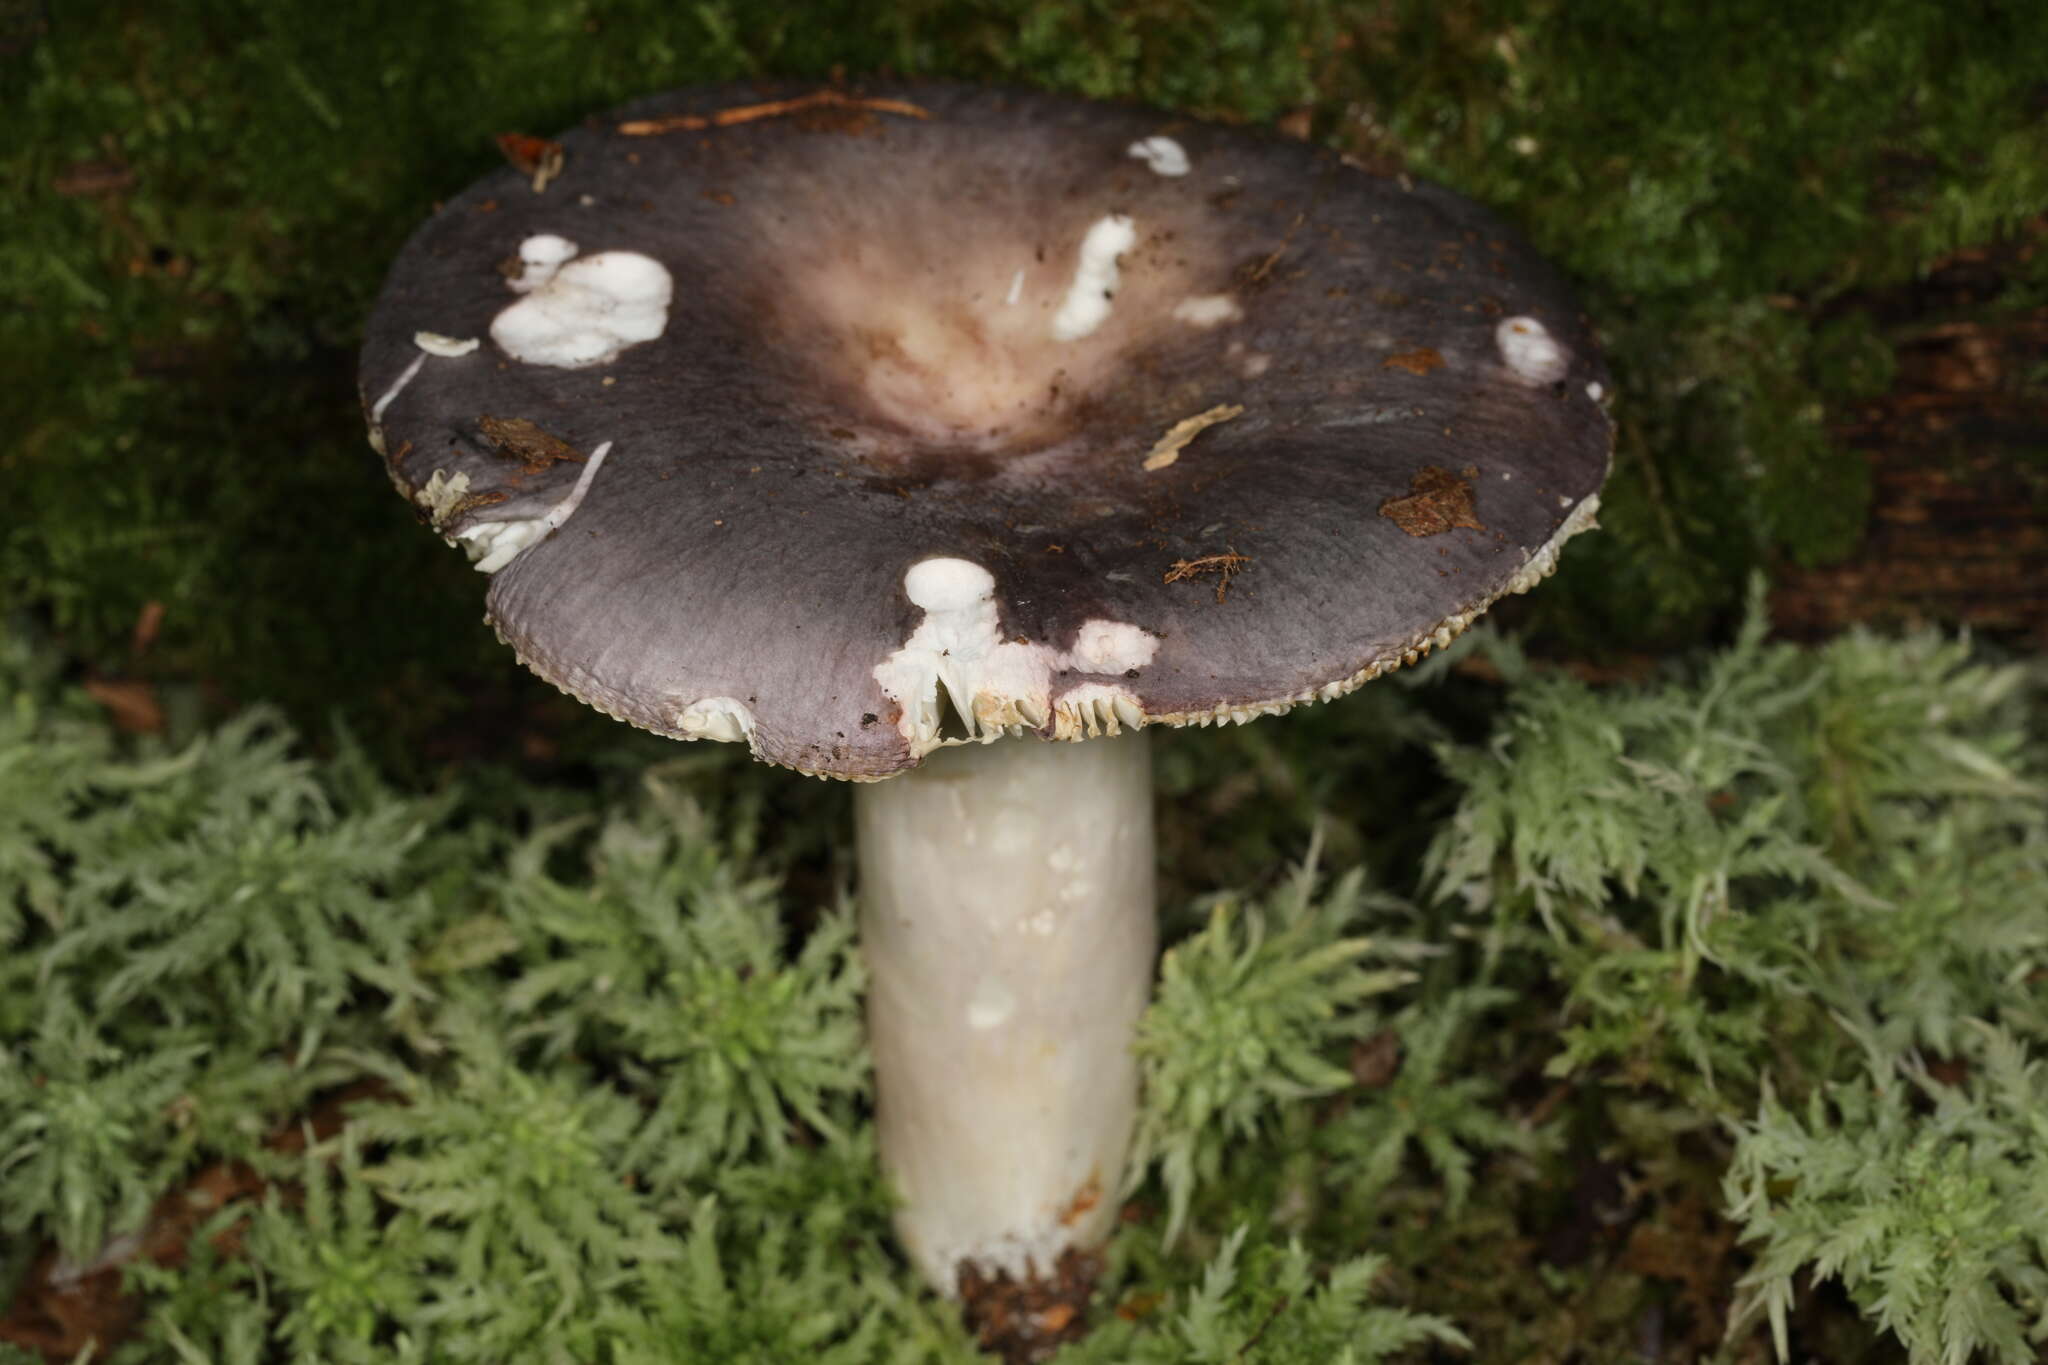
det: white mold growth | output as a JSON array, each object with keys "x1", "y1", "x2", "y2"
[
  {"x1": 457, "y1": 439, "x2": 614, "y2": 573},
  {"x1": 492, "y1": 237, "x2": 673, "y2": 369},
  {"x1": 413, "y1": 331, "x2": 479, "y2": 357},
  {"x1": 1496, "y1": 315, "x2": 1570, "y2": 385},
  {"x1": 1171, "y1": 294, "x2": 1242, "y2": 327},
  {"x1": 1050, "y1": 215, "x2": 1137, "y2": 343},
  {"x1": 672, "y1": 696, "x2": 757, "y2": 744},
  {"x1": 873, "y1": 557, "x2": 1160, "y2": 756},
  {"x1": 1126, "y1": 136, "x2": 1190, "y2": 177}
]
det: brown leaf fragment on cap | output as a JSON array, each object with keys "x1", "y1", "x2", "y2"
[
  {"x1": 617, "y1": 89, "x2": 931, "y2": 137},
  {"x1": 1380, "y1": 465, "x2": 1483, "y2": 537},
  {"x1": 1141, "y1": 403, "x2": 1245, "y2": 471},
  {"x1": 1164, "y1": 548, "x2": 1251, "y2": 602},
  {"x1": 1381, "y1": 346, "x2": 1444, "y2": 376},
  {"x1": 478, "y1": 416, "x2": 587, "y2": 474},
  {"x1": 495, "y1": 133, "x2": 565, "y2": 193}
]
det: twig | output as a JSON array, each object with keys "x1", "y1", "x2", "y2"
[
  {"x1": 619, "y1": 90, "x2": 931, "y2": 136},
  {"x1": 495, "y1": 133, "x2": 565, "y2": 193},
  {"x1": 1233, "y1": 1294, "x2": 1291, "y2": 1360},
  {"x1": 1163, "y1": 549, "x2": 1251, "y2": 603}
]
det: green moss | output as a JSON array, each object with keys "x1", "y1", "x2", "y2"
[{"x1": 7, "y1": 568, "x2": 2048, "y2": 1360}]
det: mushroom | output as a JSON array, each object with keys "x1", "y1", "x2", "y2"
[{"x1": 359, "y1": 82, "x2": 1611, "y2": 1296}]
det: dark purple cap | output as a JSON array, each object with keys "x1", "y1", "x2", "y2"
[{"x1": 361, "y1": 82, "x2": 1612, "y2": 779}]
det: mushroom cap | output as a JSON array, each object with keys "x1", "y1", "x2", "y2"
[{"x1": 361, "y1": 81, "x2": 1612, "y2": 780}]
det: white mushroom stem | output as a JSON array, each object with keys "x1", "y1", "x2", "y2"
[{"x1": 854, "y1": 730, "x2": 1155, "y2": 1294}]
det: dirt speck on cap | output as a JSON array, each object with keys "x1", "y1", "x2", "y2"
[
  {"x1": 1380, "y1": 464, "x2": 1484, "y2": 536},
  {"x1": 1382, "y1": 346, "x2": 1444, "y2": 376}
]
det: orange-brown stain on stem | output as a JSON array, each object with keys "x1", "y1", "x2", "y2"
[{"x1": 1057, "y1": 1171, "x2": 1102, "y2": 1227}]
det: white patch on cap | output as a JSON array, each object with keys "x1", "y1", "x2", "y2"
[
  {"x1": 370, "y1": 351, "x2": 427, "y2": 426},
  {"x1": 506, "y1": 234, "x2": 580, "y2": 293},
  {"x1": 1496, "y1": 316, "x2": 1570, "y2": 385},
  {"x1": 1005, "y1": 268, "x2": 1025, "y2": 306},
  {"x1": 1171, "y1": 294, "x2": 1242, "y2": 327},
  {"x1": 492, "y1": 239, "x2": 673, "y2": 369},
  {"x1": 672, "y1": 696, "x2": 756, "y2": 745},
  {"x1": 1050, "y1": 215, "x2": 1137, "y2": 343},
  {"x1": 1066, "y1": 620, "x2": 1160, "y2": 674},
  {"x1": 458, "y1": 439, "x2": 614, "y2": 573},
  {"x1": 413, "y1": 331, "x2": 479, "y2": 358},
  {"x1": 875, "y1": 557, "x2": 1159, "y2": 756},
  {"x1": 903, "y1": 557, "x2": 996, "y2": 614},
  {"x1": 1586, "y1": 380, "x2": 1606, "y2": 402},
  {"x1": 1127, "y1": 136, "x2": 1190, "y2": 177}
]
